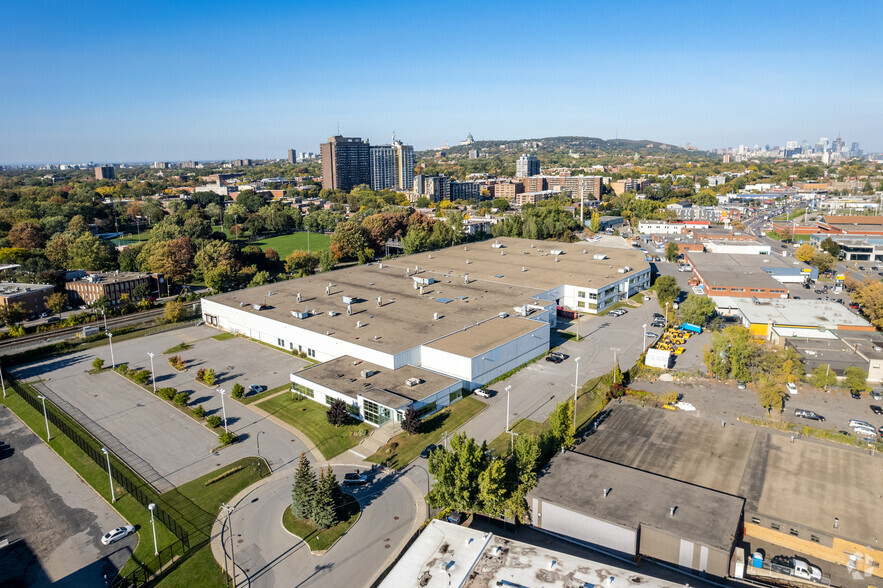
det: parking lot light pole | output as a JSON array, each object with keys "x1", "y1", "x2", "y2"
[
  {"x1": 643, "y1": 323, "x2": 647, "y2": 350},
  {"x1": 148, "y1": 503, "x2": 158, "y2": 556},
  {"x1": 37, "y1": 395, "x2": 50, "y2": 440},
  {"x1": 573, "y1": 357, "x2": 581, "y2": 429},
  {"x1": 147, "y1": 352, "x2": 156, "y2": 393},
  {"x1": 101, "y1": 447, "x2": 116, "y2": 502},
  {"x1": 102, "y1": 309, "x2": 108, "y2": 332},
  {"x1": 665, "y1": 302, "x2": 669, "y2": 329},
  {"x1": 505, "y1": 385, "x2": 512, "y2": 433},
  {"x1": 221, "y1": 503, "x2": 237, "y2": 588},
  {"x1": 0, "y1": 360, "x2": 6, "y2": 399},
  {"x1": 217, "y1": 388, "x2": 228, "y2": 433},
  {"x1": 107, "y1": 333, "x2": 115, "y2": 368}
]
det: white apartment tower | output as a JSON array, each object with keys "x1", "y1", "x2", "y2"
[
  {"x1": 369, "y1": 145, "x2": 397, "y2": 191},
  {"x1": 516, "y1": 154, "x2": 540, "y2": 178}
]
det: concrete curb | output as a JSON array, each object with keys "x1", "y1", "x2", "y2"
[{"x1": 240, "y1": 400, "x2": 325, "y2": 464}]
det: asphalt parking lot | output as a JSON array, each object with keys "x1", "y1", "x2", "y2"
[
  {"x1": 0, "y1": 405, "x2": 133, "y2": 587},
  {"x1": 11, "y1": 326, "x2": 312, "y2": 488}
]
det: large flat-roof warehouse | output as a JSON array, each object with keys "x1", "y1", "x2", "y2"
[{"x1": 202, "y1": 236, "x2": 650, "y2": 426}]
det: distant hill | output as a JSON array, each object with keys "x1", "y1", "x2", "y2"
[{"x1": 418, "y1": 135, "x2": 706, "y2": 158}]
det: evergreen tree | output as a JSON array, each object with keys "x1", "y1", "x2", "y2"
[
  {"x1": 312, "y1": 468, "x2": 338, "y2": 529},
  {"x1": 290, "y1": 452, "x2": 316, "y2": 520},
  {"x1": 325, "y1": 465, "x2": 343, "y2": 508},
  {"x1": 400, "y1": 406, "x2": 421, "y2": 434}
]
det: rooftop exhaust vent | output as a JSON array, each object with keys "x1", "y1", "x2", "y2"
[{"x1": 405, "y1": 377, "x2": 422, "y2": 387}]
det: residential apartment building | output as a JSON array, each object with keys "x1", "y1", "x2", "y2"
[
  {"x1": 522, "y1": 176, "x2": 547, "y2": 193},
  {"x1": 320, "y1": 136, "x2": 371, "y2": 192},
  {"x1": 0, "y1": 282, "x2": 55, "y2": 316},
  {"x1": 495, "y1": 181, "x2": 524, "y2": 201},
  {"x1": 451, "y1": 181, "x2": 480, "y2": 200},
  {"x1": 611, "y1": 178, "x2": 650, "y2": 196},
  {"x1": 515, "y1": 190, "x2": 556, "y2": 205},
  {"x1": 413, "y1": 174, "x2": 451, "y2": 203},
  {"x1": 516, "y1": 154, "x2": 540, "y2": 178},
  {"x1": 563, "y1": 176, "x2": 603, "y2": 201},
  {"x1": 287, "y1": 149, "x2": 296, "y2": 164},
  {"x1": 94, "y1": 165, "x2": 114, "y2": 180},
  {"x1": 393, "y1": 139, "x2": 414, "y2": 191},
  {"x1": 66, "y1": 272, "x2": 168, "y2": 307},
  {"x1": 369, "y1": 145, "x2": 396, "y2": 191}
]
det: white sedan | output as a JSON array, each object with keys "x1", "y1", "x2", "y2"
[{"x1": 101, "y1": 525, "x2": 136, "y2": 545}]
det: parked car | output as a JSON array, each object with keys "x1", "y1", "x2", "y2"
[
  {"x1": 474, "y1": 388, "x2": 491, "y2": 398},
  {"x1": 849, "y1": 419, "x2": 874, "y2": 429},
  {"x1": 545, "y1": 352, "x2": 566, "y2": 363},
  {"x1": 249, "y1": 384, "x2": 263, "y2": 394},
  {"x1": 794, "y1": 408, "x2": 825, "y2": 421},
  {"x1": 101, "y1": 525, "x2": 136, "y2": 545},
  {"x1": 850, "y1": 302, "x2": 860, "y2": 309},
  {"x1": 870, "y1": 390, "x2": 883, "y2": 400},
  {"x1": 785, "y1": 382, "x2": 798, "y2": 395},
  {"x1": 870, "y1": 405, "x2": 883, "y2": 415},
  {"x1": 653, "y1": 313, "x2": 663, "y2": 319},
  {"x1": 343, "y1": 472, "x2": 368, "y2": 485},
  {"x1": 419, "y1": 444, "x2": 436, "y2": 459},
  {"x1": 645, "y1": 332, "x2": 658, "y2": 339},
  {"x1": 850, "y1": 391, "x2": 862, "y2": 399}
]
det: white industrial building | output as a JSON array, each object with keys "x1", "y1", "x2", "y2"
[
  {"x1": 638, "y1": 221, "x2": 684, "y2": 235},
  {"x1": 201, "y1": 236, "x2": 649, "y2": 426},
  {"x1": 703, "y1": 241, "x2": 771, "y2": 255}
]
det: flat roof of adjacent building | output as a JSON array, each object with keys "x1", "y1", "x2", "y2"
[
  {"x1": 577, "y1": 404, "x2": 883, "y2": 548},
  {"x1": 379, "y1": 520, "x2": 686, "y2": 588},
  {"x1": 0, "y1": 282, "x2": 54, "y2": 296},
  {"x1": 687, "y1": 253, "x2": 802, "y2": 290},
  {"x1": 425, "y1": 316, "x2": 546, "y2": 356},
  {"x1": 711, "y1": 296, "x2": 872, "y2": 330},
  {"x1": 530, "y1": 451, "x2": 744, "y2": 551},
  {"x1": 294, "y1": 355, "x2": 458, "y2": 407},
  {"x1": 204, "y1": 237, "x2": 649, "y2": 355},
  {"x1": 67, "y1": 271, "x2": 155, "y2": 285}
]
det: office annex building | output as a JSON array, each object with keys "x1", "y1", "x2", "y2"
[{"x1": 201, "y1": 237, "x2": 649, "y2": 427}]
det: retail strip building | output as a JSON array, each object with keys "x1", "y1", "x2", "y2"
[{"x1": 201, "y1": 236, "x2": 650, "y2": 426}]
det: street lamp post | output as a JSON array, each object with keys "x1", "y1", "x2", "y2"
[
  {"x1": 0, "y1": 360, "x2": 6, "y2": 399},
  {"x1": 217, "y1": 388, "x2": 228, "y2": 433},
  {"x1": 101, "y1": 447, "x2": 116, "y2": 502},
  {"x1": 665, "y1": 301, "x2": 669, "y2": 330},
  {"x1": 504, "y1": 385, "x2": 512, "y2": 433},
  {"x1": 37, "y1": 395, "x2": 50, "y2": 440},
  {"x1": 147, "y1": 352, "x2": 156, "y2": 393},
  {"x1": 102, "y1": 309, "x2": 108, "y2": 332},
  {"x1": 643, "y1": 323, "x2": 647, "y2": 351},
  {"x1": 221, "y1": 503, "x2": 237, "y2": 588},
  {"x1": 107, "y1": 333, "x2": 115, "y2": 368},
  {"x1": 256, "y1": 431, "x2": 267, "y2": 475},
  {"x1": 508, "y1": 429, "x2": 520, "y2": 453},
  {"x1": 147, "y1": 503, "x2": 158, "y2": 556},
  {"x1": 573, "y1": 357, "x2": 581, "y2": 430}
]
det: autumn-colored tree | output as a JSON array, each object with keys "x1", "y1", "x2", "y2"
[
  {"x1": 46, "y1": 292, "x2": 67, "y2": 315},
  {"x1": 329, "y1": 220, "x2": 369, "y2": 260},
  {"x1": 8, "y1": 221, "x2": 47, "y2": 249},
  {"x1": 854, "y1": 280, "x2": 883, "y2": 328},
  {"x1": 193, "y1": 240, "x2": 239, "y2": 280},
  {"x1": 285, "y1": 250, "x2": 320, "y2": 276},
  {"x1": 794, "y1": 243, "x2": 816, "y2": 263},
  {"x1": 148, "y1": 236, "x2": 195, "y2": 283}
]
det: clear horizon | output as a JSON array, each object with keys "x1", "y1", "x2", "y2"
[{"x1": 2, "y1": 0, "x2": 881, "y2": 165}]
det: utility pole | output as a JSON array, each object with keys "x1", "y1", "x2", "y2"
[
  {"x1": 611, "y1": 347, "x2": 620, "y2": 383},
  {"x1": 221, "y1": 503, "x2": 237, "y2": 588}
]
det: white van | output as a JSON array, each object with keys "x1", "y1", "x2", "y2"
[{"x1": 785, "y1": 382, "x2": 798, "y2": 395}]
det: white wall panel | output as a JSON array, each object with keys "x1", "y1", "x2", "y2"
[{"x1": 540, "y1": 501, "x2": 636, "y2": 557}]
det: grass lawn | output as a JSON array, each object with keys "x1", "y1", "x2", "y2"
[
  {"x1": 163, "y1": 342, "x2": 192, "y2": 354},
  {"x1": 253, "y1": 231, "x2": 331, "y2": 259},
  {"x1": 367, "y1": 397, "x2": 487, "y2": 469},
  {"x1": 486, "y1": 418, "x2": 546, "y2": 457},
  {"x1": 157, "y1": 458, "x2": 266, "y2": 587},
  {"x1": 281, "y1": 493, "x2": 360, "y2": 552},
  {"x1": 211, "y1": 332, "x2": 234, "y2": 341},
  {"x1": 240, "y1": 383, "x2": 289, "y2": 405},
  {"x1": 256, "y1": 393, "x2": 373, "y2": 459}
]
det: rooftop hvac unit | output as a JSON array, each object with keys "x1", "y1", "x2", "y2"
[
  {"x1": 360, "y1": 369, "x2": 375, "y2": 379},
  {"x1": 405, "y1": 377, "x2": 422, "y2": 387},
  {"x1": 252, "y1": 303, "x2": 264, "y2": 310},
  {"x1": 498, "y1": 312, "x2": 508, "y2": 318},
  {"x1": 593, "y1": 254, "x2": 607, "y2": 260},
  {"x1": 290, "y1": 310, "x2": 309, "y2": 319},
  {"x1": 514, "y1": 305, "x2": 530, "y2": 316},
  {"x1": 433, "y1": 312, "x2": 440, "y2": 320},
  {"x1": 413, "y1": 276, "x2": 435, "y2": 286},
  {"x1": 550, "y1": 249, "x2": 564, "y2": 256},
  {"x1": 328, "y1": 310, "x2": 338, "y2": 317},
  {"x1": 342, "y1": 295, "x2": 355, "y2": 304},
  {"x1": 491, "y1": 242, "x2": 503, "y2": 249}
]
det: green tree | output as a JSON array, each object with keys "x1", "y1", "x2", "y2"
[
  {"x1": 809, "y1": 364, "x2": 837, "y2": 388},
  {"x1": 330, "y1": 220, "x2": 369, "y2": 260},
  {"x1": 312, "y1": 468, "x2": 338, "y2": 529},
  {"x1": 665, "y1": 242, "x2": 679, "y2": 263},
  {"x1": 415, "y1": 196, "x2": 431, "y2": 208},
  {"x1": 164, "y1": 300, "x2": 188, "y2": 323},
  {"x1": 285, "y1": 250, "x2": 320, "y2": 276},
  {"x1": 819, "y1": 237, "x2": 840, "y2": 258},
  {"x1": 589, "y1": 211, "x2": 601, "y2": 233},
  {"x1": 291, "y1": 452, "x2": 317, "y2": 520},
  {"x1": 67, "y1": 234, "x2": 115, "y2": 270},
  {"x1": 547, "y1": 399, "x2": 574, "y2": 451},
  {"x1": 133, "y1": 282, "x2": 151, "y2": 300},
  {"x1": 319, "y1": 249, "x2": 337, "y2": 272},
  {"x1": 326, "y1": 399, "x2": 350, "y2": 426},
  {"x1": 679, "y1": 294, "x2": 716, "y2": 326},
  {"x1": 248, "y1": 270, "x2": 271, "y2": 287},
  {"x1": 844, "y1": 367, "x2": 868, "y2": 393},
  {"x1": 427, "y1": 433, "x2": 488, "y2": 512},
  {"x1": 92, "y1": 357, "x2": 105, "y2": 371},
  {"x1": 478, "y1": 459, "x2": 508, "y2": 516},
  {"x1": 231, "y1": 383, "x2": 245, "y2": 399},
  {"x1": 811, "y1": 252, "x2": 835, "y2": 273},
  {"x1": 0, "y1": 302, "x2": 27, "y2": 327},
  {"x1": 204, "y1": 265, "x2": 236, "y2": 292},
  {"x1": 758, "y1": 380, "x2": 785, "y2": 413},
  {"x1": 401, "y1": 406, "x2": 421, "y2": 434},
  {"x1": 46, "y1": 292, "x2": 67, "y2": 315},
  {"x1": 653, "y1": 275, "x2": 680, "y2": 309},
  {"x1": 512, "y1": 434, "x2": 539, "y2": 491}
]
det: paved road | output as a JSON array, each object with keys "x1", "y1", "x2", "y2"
[
  {"x1": 0, "y1": 405, "x2": 134, "y2": 587},
  {"x1": 460, "y1": 298, "x2": 662, "y2": 445},
  {"x1": 11, "y1": 326, "x2": 314, "y2": 489},
  {"x1": 216, "y1": 464, "x2": 418, "y2": 588}
]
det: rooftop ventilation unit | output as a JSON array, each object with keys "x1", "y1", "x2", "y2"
[
  {"x1": 498, "y1": 312, "x2": 508, "y2": 318},
  {"x1": 593, "y1": 254, "x2": 607, "y2": 260},
  {"x1": 550, "y1": 249, "x2": 564, "y2": 256},
  {"x1": 413, "y1": 276, "x2": 435, "y2": 286},
  {"x1": 360, "y1": 369, "x2": 375, "y2": 379},
  {"x1": 328, "y1": 310, "x2": 338, "y2": 317},
  {"x1": 491, "y1": 242, "x2": 503, "y2": 249},
  {"x1": 252, "y1": 303, "x2": 264, "y2": 310},
  {"x1": 291, "y1": 310, "x2": 309, "y2": 319},
  {"x1": 342, "y1": 295, "x2": 355, "y2": 304},
  {"x1": 405, "y1": 377, "x2": 422, "y2": 387}
]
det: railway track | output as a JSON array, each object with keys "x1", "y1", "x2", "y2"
[{"x1": 0, "y1": 307, "x2": 167, "y2": 350}]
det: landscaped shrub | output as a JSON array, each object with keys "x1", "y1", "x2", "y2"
[
  {"x1": 326, "y1": 399, "x2": 350, "y2": 426},
  {"x1": 192, "y1": 405, "x2": 206, "y2": 418},
  {"x1": 91, "y1": 358, "x2": 105, "y2": 371},
  {"x1": 204, "y1": 465, "x2": 244, "y2": 486},
  {"x1": 168, "y1": 355, "x2": 186, "y2": 371},
  {"x1": 206, "y1": 415, "x2": 222, "y2": 428},
  {"x1": 218, "y1": 431, "x2": 237, "y2": 445},
  {"x1": 114, "y1": 364, "x2": 129, "y2": 375},
  {"x1": 196, "y1": 368, "x2": 206, "y2": 381},
  {"x1": 131, "y1": 370, "x2": 150, "y2": 385},
  {"x1": 173, "y1": 392, "x2": 191, "y2": 407},
  {"x1": 231, "y1": 383, "x2": 245, "y2": 399},
  {"x1": 203, "y1": 368, "x2": 216, "y2": 386},
  {"x1": 158, "y1": 387, "x2": 177, "y2": 401}
]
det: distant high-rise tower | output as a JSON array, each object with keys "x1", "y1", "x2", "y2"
[
  {"x1": 393, "y1": 139, "x2": 414, "y2": 191},
  {"x1": 288, "y1": 149, "x2": 296, "y2": 164},
  {"x1": 516, "y1": 154, "x2": 540, "y2": 178},
  {"x1": 369, "y1": 145, "x2": 396, "y2": 191},
  {"x1": 320, "y1": 136, "x2": 370, "y2": 191},
  {"x1": 95, "y1": 165, "x2": 114, "y2": 180}
]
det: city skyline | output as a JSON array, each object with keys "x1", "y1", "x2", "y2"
[{"x1": 1, "y1": 0, "x2": 882, "y2": 164}]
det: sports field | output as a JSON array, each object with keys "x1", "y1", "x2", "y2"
[{"x1": 252, "y1": 231, "x2": 331, "y2": 258}]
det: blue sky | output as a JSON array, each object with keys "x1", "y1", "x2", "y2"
[{"x1": 1, "y1": 0, "x2": 881, "y2": 164}]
